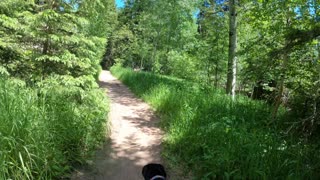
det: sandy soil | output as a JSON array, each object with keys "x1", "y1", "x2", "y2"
[{"x1": 71, "y1": 70, "x2": 164, "y2": 180}]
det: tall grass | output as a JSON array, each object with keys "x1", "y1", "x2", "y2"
[
  {"x1": 111, "y1": 65, "x2": 320, "y2": 179},
  {"x1": 0, "y1": 78, "x2": 109, "y2": 179}
]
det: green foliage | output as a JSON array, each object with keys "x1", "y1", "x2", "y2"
[
  {"x1": 0, "y1": 0, "x2": 112, "y2": 83},
  {"x1": 239, "y1": 0, "x2": 320, "y2": 132},
  {"x1": 0, "y1": 0, "x2": 114, "y2": 178},
  {"x1": 111, "y1": 66, "x2": 320, "y2": 179},
  {"x1": 80, "y1": 0, "x2": 117, "y2": 37},
  {"x1": 0, "y1": 78, "x2": 109, "y2": 179},
  {"x1": 105, "y1": 0, "x2": 199, "y2": 75},
  {"x1": 166, "y1": 50, "x2": 198, "y2": 80},
  {"x1": 108, "y1": 0, "x2": 320, "y2": 135}
]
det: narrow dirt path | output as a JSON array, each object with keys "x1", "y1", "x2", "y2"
[{"x1": 72, "y1": 70, "x2": 163, "y2": 180}]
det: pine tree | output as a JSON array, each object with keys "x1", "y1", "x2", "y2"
[{"x1": 1, "y1": 0, "x2": 116, "y2": 87}]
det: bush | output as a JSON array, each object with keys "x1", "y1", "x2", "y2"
[
  {"x1": 110, "y1": 65, "x2": 320, "y2": 179},
  {"x1": 0, "y1": 78, "x2": 109, "y2": 179}
]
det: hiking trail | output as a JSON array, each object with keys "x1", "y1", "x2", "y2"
[{"x1": 72, "y1": 70, "x2": 164, "y2": 180}]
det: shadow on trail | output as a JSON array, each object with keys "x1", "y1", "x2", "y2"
[
  {"x1": 110, "y1": 67, "x2": 287, "y2": 179},
  {"x1": 72, "y1": 71, "x2": 163, "y2": 180},
  {"x1": 99, "y1": 80, "x2": 143, "y2": 108}
]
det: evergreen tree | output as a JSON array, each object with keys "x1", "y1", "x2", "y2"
[{"x1": 0, "y1": 0, "x2": 116, "y2": 87}]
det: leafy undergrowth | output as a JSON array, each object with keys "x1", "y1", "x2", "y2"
[
  {"x1": 111, "y1": 65, "x2": 320, "y2": 179},
  {"x1": 0, "y1": 78, "x2": 109, "y2": 179}
]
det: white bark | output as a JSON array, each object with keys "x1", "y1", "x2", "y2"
[{"x1": 226, "y1": 0, "x2": 237, "y2": 100}]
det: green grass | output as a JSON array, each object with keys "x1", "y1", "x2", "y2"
[
  {"x1": 0, "y1": 78, "x2": 109, "y2": 179},
  {"x1": 111, "y1": 65, "x2": 320, "y2": 179}
]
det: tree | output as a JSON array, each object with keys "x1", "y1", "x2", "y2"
[
  {"x1": 0, "y1": 0, "x2": 115, "y2": 86},
  {"x1": 197, "y1": 0, "x2": 228, "y2": 87},
  {"x1": 109, "y1": 0, "x2": 198, "y2": 77},
  {"x1": 226, "y1": 0, "x2": 237, "y2": 99}
]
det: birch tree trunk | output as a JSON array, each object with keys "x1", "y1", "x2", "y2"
[{"x1": 226, "y1": 0, "x2": 237, "y2": 100}]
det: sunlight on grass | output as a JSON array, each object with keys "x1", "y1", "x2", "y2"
[
  {"x1": 0, "y1": 78, "x2": 109, "y2": 179},
  {"x1": 111, "y1": 65, "x2": 320, "y2": 179}
]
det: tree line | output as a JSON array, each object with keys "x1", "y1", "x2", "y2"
[{"x1": 104, "y1": 0, "x2": 320, "y2": 138}]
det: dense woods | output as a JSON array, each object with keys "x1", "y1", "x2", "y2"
[
  {"x1": 1, "y1": 0, "x2": 320, "y2": 179},
  {"x1": 105, "y1": 0, "x2": 320, "y2": 138},
  {"x1": 0, "y1": 0, "x2": 115, "y2": 178},
  {"x1": 106, "y1": 0, "x2": 320, "y2": 178}
]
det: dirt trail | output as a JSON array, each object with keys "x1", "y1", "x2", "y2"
[{"x1": 72, "y1": 70, "x2": 163, "y2": 180}]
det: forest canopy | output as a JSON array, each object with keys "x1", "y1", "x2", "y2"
[
  {"x1": 105, "y1": 0, "x2": 320, "y2": 136},
  {"x1": 106, "y1": 1, "x2": 320, "y2": 178}
]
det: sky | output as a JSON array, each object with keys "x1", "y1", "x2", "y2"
[
  {"x1": 115, "y1": 0, "x2": 125, "y2": 8},
  {"x1": 114, "y1": 0, "x2": 199, "y2": 18}
]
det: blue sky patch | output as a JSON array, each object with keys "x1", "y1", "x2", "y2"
[{"x1": 116, "y1": 0, "x2": 125, "y2": 8}]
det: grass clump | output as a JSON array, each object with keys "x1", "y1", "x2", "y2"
[
  {"x1": 111, "y1": 65, "x2": 320, "y2": 179},
  {"x1": 0, "y1": 78, "x2": 109, "y2": 179}
]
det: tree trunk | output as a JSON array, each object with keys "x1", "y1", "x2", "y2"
[
  {"x1": 140, "y1": 55, "x2": 144, "y2": 69},
  {"x1": 271, "y1": 17, "x2": 291, "y2": 120},
  {"x1": 42, "y1": 37, "x2": 49, "y2": 54},
  {"x1": 226, "y1": 0, "x2": 237, "y2": 100},
  {"x1": 214, "y1": 62, "x2": 218, "y2": 87},
  {"x1": 151, "y1": 30, "x2": 160, "y2": 72},
  {"x1": 214, "y1": 27, "x2": 221, "y2": 88},
  {"x1": 207, "y1": 57, "x2": 210, "y2": 85},
  {"x1": 271, "y1": 64, "x2": 286, "y2": 120}
]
